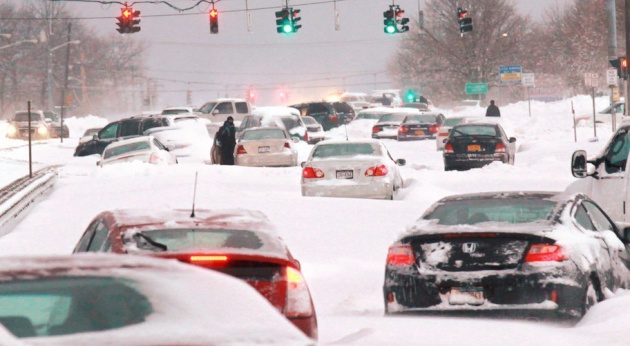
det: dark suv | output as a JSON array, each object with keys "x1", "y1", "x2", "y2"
[
  {"x1": 290, "y1": 102, "x2": 354, "y2": 131},
  {"x1": 74, "y1": 115, "x2": 170, "y2": 156}
]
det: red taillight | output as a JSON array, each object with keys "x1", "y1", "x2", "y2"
[
  {"x1": 495, "y1": 142, "x2": 506, "y2": 153},
  {"x1": 190, "y1": 255, "x2": 228, "y2": 263},
  {"x1": 149, "y1": 152, "x2": 160, "y2": 164},
  {"x1": 303, "y1": 131, "x2": 308, "y2": 142},
  {"x1": 284, "y1": 142, "x2": 291, "y2": 149},
  {"x1": 444, "y1": 142, "x2": 454, "y2": 153},
  {"x1": 398, "y1": 126, "x2": 409, "y2": 133},
  {"x1": 236, "y1": 145, "x2": 247, "y2": 155},
  {"x1": 285, "y1": 266, "x2": 313, "y2": 318},
  {"x1": 302, "y1": 167, "x2": 324, "y2": 179},
  {"x1": 365, "y1": 164, "x2": 388, "y2": 176},
  {"x1": 329, "y1": 114, "x2": 339, "y2": 122},
  {"x1": 386, "y1": 244, "x2": 415, "y2": 266},
  {"x1": 525, "y1": 244, "x2": 566, "y2": 262},
  {"x1": 429, "y1": 125, "x2": 439, "y2": 133},
  {"x1": 372, "y1": 126, "x2": 380, "y2": 133}
]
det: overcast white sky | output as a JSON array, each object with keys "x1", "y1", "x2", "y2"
[{"x1": 17, "y1": 0, "x2": 570, "y2": 108}]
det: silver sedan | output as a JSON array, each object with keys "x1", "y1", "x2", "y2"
[
  {"x1": 301, "y1": 139, "x2": 405, "y2": 200},
  {"x1": 235, "y1": 127, "x2": 299, "y2": 167}
]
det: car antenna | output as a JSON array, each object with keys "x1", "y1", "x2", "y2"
[{"x1": 190, "y1": 171, "x2": 198, "y2": 218}]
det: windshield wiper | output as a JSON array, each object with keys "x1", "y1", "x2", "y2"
[
  {"x1": 133, "y1": 233, "x2": 168, "y2": 251},
  {"x1": 451, "y1": 128, "x2": 471, "y2": 137}
]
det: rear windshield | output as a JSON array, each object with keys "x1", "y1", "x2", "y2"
[
  {"x1": 161, "y1": 109, "x2": 190, "y2": 115},
  {"x1": 103, "y1": 140, "x2": 150, "y2": 159},
  {"x1": 313, "y1": 143, "x2": 378, "y2": 158},
  {"x1": 14, "y1": 112, "x2": 43, "y2": 122},
  {"x1": 356, "y1": 112, "x2": 385, "y2": 120},
  {"x1": 301, "y1": 117, "x2": 317, "y2": 125},
  {"x1": 378, "y1": 113, "x2": 406, "y2": 122},
  {"x1": 123, "y1": 228, "x2": 283, "y2": 253},
  {"x1": 451, "y1": 125, "x2": 499, "y2": 137},
  {"x1": 422, "y1": 198, "x2": 557, "y2": 225},
  {"x1": 444, "y1": 118, "x2": 465, "y2": 126},
  {"x1": 0, "y1": 276, "x2": 151, "y2": 338},
  {"x1": 333, "y1": 102, "x2": 354, "y2": 114},
  {"x1": 242, "y1": 129, "x2": 287, "y2": 140},
  {"x1": 404, "y1": 115, "x2": 437, "y2": 123}
]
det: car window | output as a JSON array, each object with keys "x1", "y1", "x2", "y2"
[
  {"x1": 280, "y1": 116, "x2": 301, "y2": 131},
  {"x1": 242, "y1": 129, "x2": 287, "y2": 140},
  {"x1": 302, "y1": 117, "x2": 317, "y2": 125},
  {"x1": 422, "y1": 197, "x2": 557, "y2": 225},
  {"x1": 99, "y1": 123, "x2": 119, "y2": 140},
  {"x1": 103, "y1": 140, "x2": 151, "y2": 159},
  {"x1": 604, "y1": 129, "x2": 630, "y2": 173},
  {"x1": 356, "y1": 112, "x2": 385, "y2": 120},
  {"x1": 235, "y1": 102, "x2": 249, "y2": 114},
  {"x1": 582, "y1": 201, "x2": 617, "y2": 233},
  {"x1": 574, "y1": 204, "x2": 596, "y2": 231},
  {"x1": 333, "y1": 102, "x2": 353, "y2": 114},
  {"x1": 44, "y1": 111, "x2": 60, "y2": 122},
  {"x1": 308, "y1": 103, "x2": 330, "y2": 115},
  {"x1": 14, "y1": 112, "x2": 43, "y2": 122},
  {"x1": 141, "y1": 118, "x2": 166, "y2": 133},
  {"x1": 87, "y1": 221, "x2": 109, "y2": 252},
  {"x1": 444, "y1": 118, "x2": 465, "y2": 126},
  {"x1": 313, "y1": 143, "x2": 378, "y2": 158},
  {"x1": 119, "y1": 119, "x2": 143, "y2": 137},
  {"x1": 124, "y1": 229, "x2": 278, "y2": 252},
  {"x1": 404, "y1": 115, "x2": 437, "y2": 123},
  {"x1": 215, "y1": 102, "x2": 234, "y2": 114},
  {"x1": 378, "y1": 113, "x2": 406, "y2": 122},
  {"x1": 75, "y1": 221, "x2": 98, "y2": 252},
  {"x1": 153, "y1": 138, "x2": 167, "y2": 150},
  {"x1": 198, "y1": 102, "x2": 217, "y2": 114},
  {"x1": 451, "y1": 125, "x2": 499, "y2": 137}
]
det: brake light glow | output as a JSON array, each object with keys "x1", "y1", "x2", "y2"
[
  {"x1": 302, "y1": 167, "x2": 324, "y2": 179},
  {"x1": 525, "y1": 244, "x2": 566, "y2": 262},
  {"x1": 372, "y1": 126, "x2": 380, "y2": 133},
  {"x1": 284, "y1": 142, "x2": 291, "y2": 149},
  {"x1": 329, "y1": 114, "x2": 339, "y2": 122},
  {"x1": 303, "y1": 131, "x2": 309, "y2": 142},
  {"x1": 429, "y1": 125, "x2": 439, "y2": 133},
  {"x1": 495, "y1": 142, "x2": 506, "y2": 153},
  {"x1": 190, "y1": 255, "x2": 228, "y2": 262},
  {"x1": 285, "y1": 266, "x2": 313, "y2": 318},
  {"x1": 149, "y1": 152, "x2": 160, "y2": 164},
  {"x1": 444, "y1": 142, "x2": 454, "y2": 153},
  {"x1": 365, "y1": 164, "x2": 388, "y2": 176},
  {"x1": 398, "y1": 126, "x2": 409, "y2": 133},
  {"x1": 236, "y1": 145, "x2": 247, "y2": 155},
  {"x1": 386, "y1": 244, "x2": 415, "y2": 266}
]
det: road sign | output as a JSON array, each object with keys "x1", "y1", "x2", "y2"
[
  {"x1": 521, "y1": 73, "x2": 535, "y2": 87},
  {"x1": 465, "y1": 83, "x2": 488, "y2": 95},
  {"x1": 584, "y1": 73, "x2": 599, "y2": 88},
  {"x1": 607, "y1": 69, "x2": 618, "y2": 86},
  {"x1": 499, "y1": 65, "x2": 522, "y2": 83}
]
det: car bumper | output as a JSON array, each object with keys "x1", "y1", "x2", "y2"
[
  {"x1": 235, "y1": 153, "x2": 296, "y2": 167},
  {"x1": 398, "y1": 133, "x2": 435, "y2": 141},
  {"x1": 444, "y1": 154, "x2": 508, "y2": 169},
  {"x1": 301, "y1": 180, "x2": 393, "y2": 199},
  {"x1": 383, "y1": 263, "x2": 585, "y2": 316}
]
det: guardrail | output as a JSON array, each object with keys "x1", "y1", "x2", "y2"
[{"x1": 0, "y1": 166, "x2": 58, "y2": 236}]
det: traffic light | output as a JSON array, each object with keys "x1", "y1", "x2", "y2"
[
  {"x1": 276, "y1": 8, "x2": 292, "y2": 34},
  {"x1": 405, "y1": 89, "x2": 418, "y2": 103},
  {"x1": 395, "y1": 8, "x2": 409, "y2": 33},
  {"x1": 129, "y1": 8, "x2": 141, "y2": 33},
  {"x1": 116, "y1": 6, "x2": 140, "y2": 34},
  {"x1": 458, "y1": 7, "x2": 473, "y2": 33},
  {"x1": 622, "y1": 57, "x2": 628, "y2": 80},
  {"x1": 383, "y1": 9, "x2": 396, "y2": 34},
  {"x1": 246, "y1": 89, "x2": 257, "y2": 103},
  {"x1": 210, "y1": 8, "x2": 219, "y2": 34},
  {"x1": 291, "y1": 9, "x2": 302, "y2": 33}
]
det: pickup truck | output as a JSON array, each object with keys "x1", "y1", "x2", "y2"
[
  {"x1": 569, "y1": 118, "x2": 630, "y2": 223},
  {"x1": 6, "y1": 110, "x2": 69, "y2": 140},
  {"x1": 196, "y1": 98, "x2": 253, "y2": 123}
]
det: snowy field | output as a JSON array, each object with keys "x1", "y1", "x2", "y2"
[{"x1": 0, "y1": 95, "x2": 629, "y2": 345}]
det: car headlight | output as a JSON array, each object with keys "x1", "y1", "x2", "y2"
[
  {"x1": 37, "y1": 125, "x2": 48, "y2": 135},
  {"x1": 7, "y1": 125, "x2": 17, "y2": 136}
]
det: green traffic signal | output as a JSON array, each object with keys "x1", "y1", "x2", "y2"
[{"x1": 283, "y1": 23, "x2": 293, "y2": 33}]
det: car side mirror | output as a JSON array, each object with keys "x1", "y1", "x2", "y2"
[
  {"x1": 509, "y1": 137, "x2": 516, "y2": 143},
  {"x1": 396, "y1": 158, "x2": 406, "y2": 166},
  {"x1": 300, "y1": 162, "x2": 306, "y2": 168},
  {"x1": 571, "y1": 150, "x2": 588, "y2": 178}
]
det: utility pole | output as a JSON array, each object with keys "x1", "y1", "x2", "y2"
[
  {"x1": 625, "y1": 0, "x2": 630, "y2": 115},
  {"x1": 59, "y1": 23, "x2": 72, "y2": 144}
]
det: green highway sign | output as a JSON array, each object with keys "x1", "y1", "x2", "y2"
[{"x1": 465, "y1": 83, "x2": 488, "y2": 95}]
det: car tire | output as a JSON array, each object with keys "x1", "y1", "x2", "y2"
[{"x1": 580, "y1": 278, "x2": 600, "y2": 316}]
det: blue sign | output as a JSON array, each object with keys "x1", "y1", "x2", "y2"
[{"x1": 499, "y1": 65, "x2": 522, "y2": 83}]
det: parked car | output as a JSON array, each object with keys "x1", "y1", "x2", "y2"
[
  {"x1": 383, "y1": 191, "x2": 630, "y2": 319},
  {"x1": 74, "y1": 115, "x2": 171, "y2": 157},
  {"x1": 435, "y1": 116, "x2": 479, "y2": 151},
  {"x1": 6, "y1": 110, "x2": 69, "y2": 140},
  {"x1": 160, "y1": 106, "x2": 197, "y2": 115},
  {"x1": 98, "y1": 135, "x2": 177, "y2": 167},
  {"x1": 235, "y1": 127, "x2": 299, "y2": 167},
  {"x1": 78, "y1": 127, "x2": 102, "y2": 144},
  {"x1": 396, "y1": 113, "x2": 446, "y2": 141},
  {"x1": 0, "y1": 254, "x2": 313, "y2": 345},
  {"x1": 197, "y1": 98, "x2": 253, "y2": 123},
  {"x1": 371, "y1": 109, "x2": 420, "y2": 139},
  {"x1": 301, "y1": 139, "x2": 405, "y2": 200},
  {"x1": 73, "y1": 208, "x2": 318, "y2": 340},
  {"x1": 290, "y1": 101, "x2": 353, "y2": 131},
  {"x1": 352, "y1": 107, "x2": 395, "y2": 122},
  {"x1": 302, "y1": 116, "x2": 325, "y2": 144},
  {"x1": 443, "y1": 122, "x2": 516, "y2": 171}
]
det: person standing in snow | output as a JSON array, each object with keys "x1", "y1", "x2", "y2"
[
  {"x1": 485, "y1": 100, "x2": 501, "y2": 117},
  {"x1": 217, "y1": 116, "x2": 236, "y2": 165}
]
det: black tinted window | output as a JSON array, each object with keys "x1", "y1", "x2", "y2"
[
  {"x1": 119, "y1": 119, "x2": 143, "y2": 137},
  {"x1": 141, "y1": 118, "x2": 165, "y2": 132},
  {"x1": 216, "y1": 102, "x2": 234, "y2": 114},
  {"x1": 99, "y1": 123, "x2": 120, "y2": 140},
  {"x1": 235, "y1": 102, "x2": 249, "y2": 114},
  {"x1": 308, "y1": 103, "x2": 331, "y2": 115}
]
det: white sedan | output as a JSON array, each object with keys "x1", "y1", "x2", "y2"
[
  {"x1": 301, "y1": 139, "x2": 405, "y2": 200},
  {"x1": 235, "y1": 127, "x2": 299, "y2": 167},
  {"x1": 98, "y1": 135, "x2": 177, "y2": 167}
]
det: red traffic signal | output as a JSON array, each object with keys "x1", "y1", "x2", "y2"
[
  {"x1": 457, "y1": 7, "x2": 473, "y2": 33},
  {"x1": 116, "y1": 6, "x2": 141, "y2": 34},
  {"x1": 210, "y1": 9, "x2": 219, "y2": 34}
]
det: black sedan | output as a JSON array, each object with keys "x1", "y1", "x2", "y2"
[
  {"x1": 443, "y1": 122, "x2": 516, "y2": 171},
  {"x1": 397, "y1": 113, "x2": 445, "y2": 141},
  {"x1": 383, "y1": 191, "x2": 630, "y2": 319}
]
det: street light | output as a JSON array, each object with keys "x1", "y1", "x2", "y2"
[
  {"x1": 0, "y1": 39, "x2": 37, "y2": 51},
  {"x1": 47, "y1": 40, "x2": 80, "y2": 110}
]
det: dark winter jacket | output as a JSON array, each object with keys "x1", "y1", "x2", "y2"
[
  {"x1": 217, "y1": 121, "x2": 236, "y2": 149},
  {"x1": 486, "y1": 104, "x2": 501, "y2": 117}
]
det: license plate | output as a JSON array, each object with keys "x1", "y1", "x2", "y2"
[
  {"x1": 449, "y1": 287, "x2": 484, "y2": 306},
  {"x1": 467, "y1": 144, "x2": 482, "y2": 152},
  {"x1": 336, "y1": 170, "x2": 353, "y2": 179},
  {"x1": 258, "y1": 146, "x2": 271, "y2": 153},
  {"x1": 414, "y1": 130, "x2": 425, "y2": 135}
]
